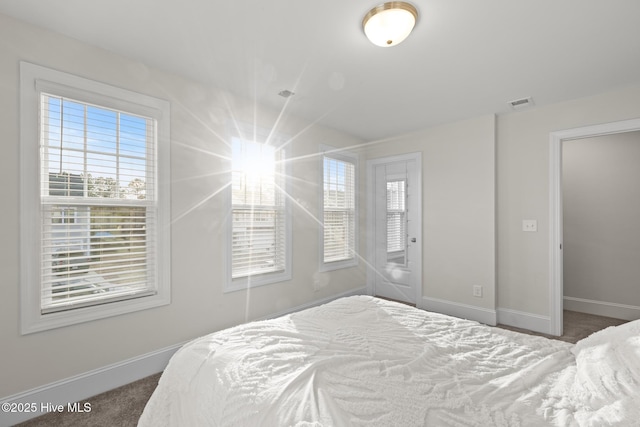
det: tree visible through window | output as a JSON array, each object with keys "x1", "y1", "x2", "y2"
[
  {"x1": 40, "y1": 95, "x2": 155, "y2": 312},
  {"x1": 20, "y1": 62, "x2": 170, "y2": 334}
]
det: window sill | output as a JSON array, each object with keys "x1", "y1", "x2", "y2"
[{"x1": 21, "y1": 291, "x2": 170, "y2": 335}]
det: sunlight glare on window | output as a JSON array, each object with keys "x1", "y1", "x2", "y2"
[
  {"x1": 230, "y1": 137, "x2": 287, "y2": 282},
  {"x1": 232, "y1": 138, "x2": 277, "y2": 206}
]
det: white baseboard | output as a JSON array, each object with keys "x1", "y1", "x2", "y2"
[
  {"x1": 1, "y1": 287, "x2": 367, "y2": 427},
  {"x1": 258, "y1": 286, "x2": 368, "y2": 321},
  {"x1": 0, "y1": 342, "x2": 183, "y2": 427},
  {"x1": 422, "y1": 296, "x2": 497, "y2": 326},
  {"x1": 497, "y1": 307, "x2": 552, "y2": 335},
  {"x1": 564, "y1": 296, "x2": 640, "y2": 321}
]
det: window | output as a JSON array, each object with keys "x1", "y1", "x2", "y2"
[
  {"x1": 20, "y1": 62, "x2": 170, "y2": 334},
  {"x1": 228, "y1": 135, "x2": 291, "y2": 290},
  {"x1": 386, "y1": 179, "x2": 407, "y2": 265},
  {"x1": 320, "y1": 146, "x2": 357, "y2": 270}
]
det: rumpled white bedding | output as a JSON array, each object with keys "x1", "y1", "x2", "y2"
[{"x1": 138, "y1": 296, "x2": 640, "y2": 426}]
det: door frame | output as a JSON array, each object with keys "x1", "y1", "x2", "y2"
[
  {"x1": 366, "y1": 152, "x2": 423, "y2": 306},
  {"x1": 549, "y1": 117, "x2": 640, "y2": 336}
]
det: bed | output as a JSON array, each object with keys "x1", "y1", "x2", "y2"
[{"x1": 138, "y1": 295, "x2": 640, "y2": 426}]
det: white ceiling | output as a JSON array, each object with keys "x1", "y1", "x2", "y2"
[{"x1": 2, "y1": 0, "x2": 640, "y2": 140}]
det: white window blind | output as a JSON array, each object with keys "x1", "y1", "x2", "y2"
[
  {"x1": 386, "y1": 179, "x2": 406, "y2": 259},
  {"x1": 40, "y1": 94, "x2": 157, "y2": 313},
  {"x1": 231, "y1": 138, "x2": 286, "y2": 279},
  {"x1": 323, "y1": 155, "x2": 356, "y2": 263}
]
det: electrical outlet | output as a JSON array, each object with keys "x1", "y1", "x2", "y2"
[
  {"x1": 522, "y1": 220, "x2": 538, "y2": 232},
  {"x1": 473, "y1": 285, "x2": 483, "y2": 298}
]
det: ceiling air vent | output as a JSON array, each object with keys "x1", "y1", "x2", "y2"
[
  {"x1": 278, "y1": 89, "x2": 295, "y2": 98},
  {"x1": 508, "y1": 96, "x2": 534, "y2": 110}
]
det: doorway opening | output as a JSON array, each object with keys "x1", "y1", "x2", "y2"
[{"x1": 549, "y1": 117, "x2": 640, "y2": 336}]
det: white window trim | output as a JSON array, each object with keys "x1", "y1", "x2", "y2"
[
  {"x1": 19, "y1": 62, "x2": 171, "y2": 334},
  {"x1": 225, "y1": 126, "x2": 292, "y2": 292},
  {"x1": 319, "y1": 144, "x2": 359, "y2": 272}
]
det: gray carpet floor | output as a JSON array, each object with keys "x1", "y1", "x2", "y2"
[
  {"x1": 15, "y1": 373, "x2": 161, "y2": 427},
  {"x1": 15, "y1": 310, "x2": 628, "y2": 427}
]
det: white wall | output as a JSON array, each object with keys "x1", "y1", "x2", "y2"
[
  {"x1": 497, "y1": 85, "x2": 640, "y2": 323},
  {"x1": 0, "y1": 13, "x2": 366, "y2": 398},
  {"x1": 563, "y1": 131, "x2": 640, "y2": 316},
  {"x1": 365, "y1": 116, "x2": 496, "y2": 320}
]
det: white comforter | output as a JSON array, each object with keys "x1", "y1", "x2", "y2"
[{"x1": 138, "y1": 296, "x2": 640, "y2": 426}]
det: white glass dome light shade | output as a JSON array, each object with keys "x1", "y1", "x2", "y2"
[{"x1": 363, "y1": 2, "x2": 418, "y2": 47}]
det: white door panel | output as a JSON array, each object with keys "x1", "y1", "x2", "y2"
[{"x1": 372, "y1": 159, "x2": 419, "y2": 303}]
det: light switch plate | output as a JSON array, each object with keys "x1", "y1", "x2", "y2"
[{"x1": 522, "y1": 220, "x2": 537, "y2": 232}]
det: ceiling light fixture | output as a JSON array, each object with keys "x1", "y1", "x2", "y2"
[{"x1": 362, "y1": 2, "x2": 418, "y2": 47}]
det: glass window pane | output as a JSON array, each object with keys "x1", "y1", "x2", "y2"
[{"x1": 386, "y1": 180, "x2": 406, "y2": 264}]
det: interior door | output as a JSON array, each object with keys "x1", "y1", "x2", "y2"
[{"x1": 373, "y1": 159, "x2": 419, "y2": 304}]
